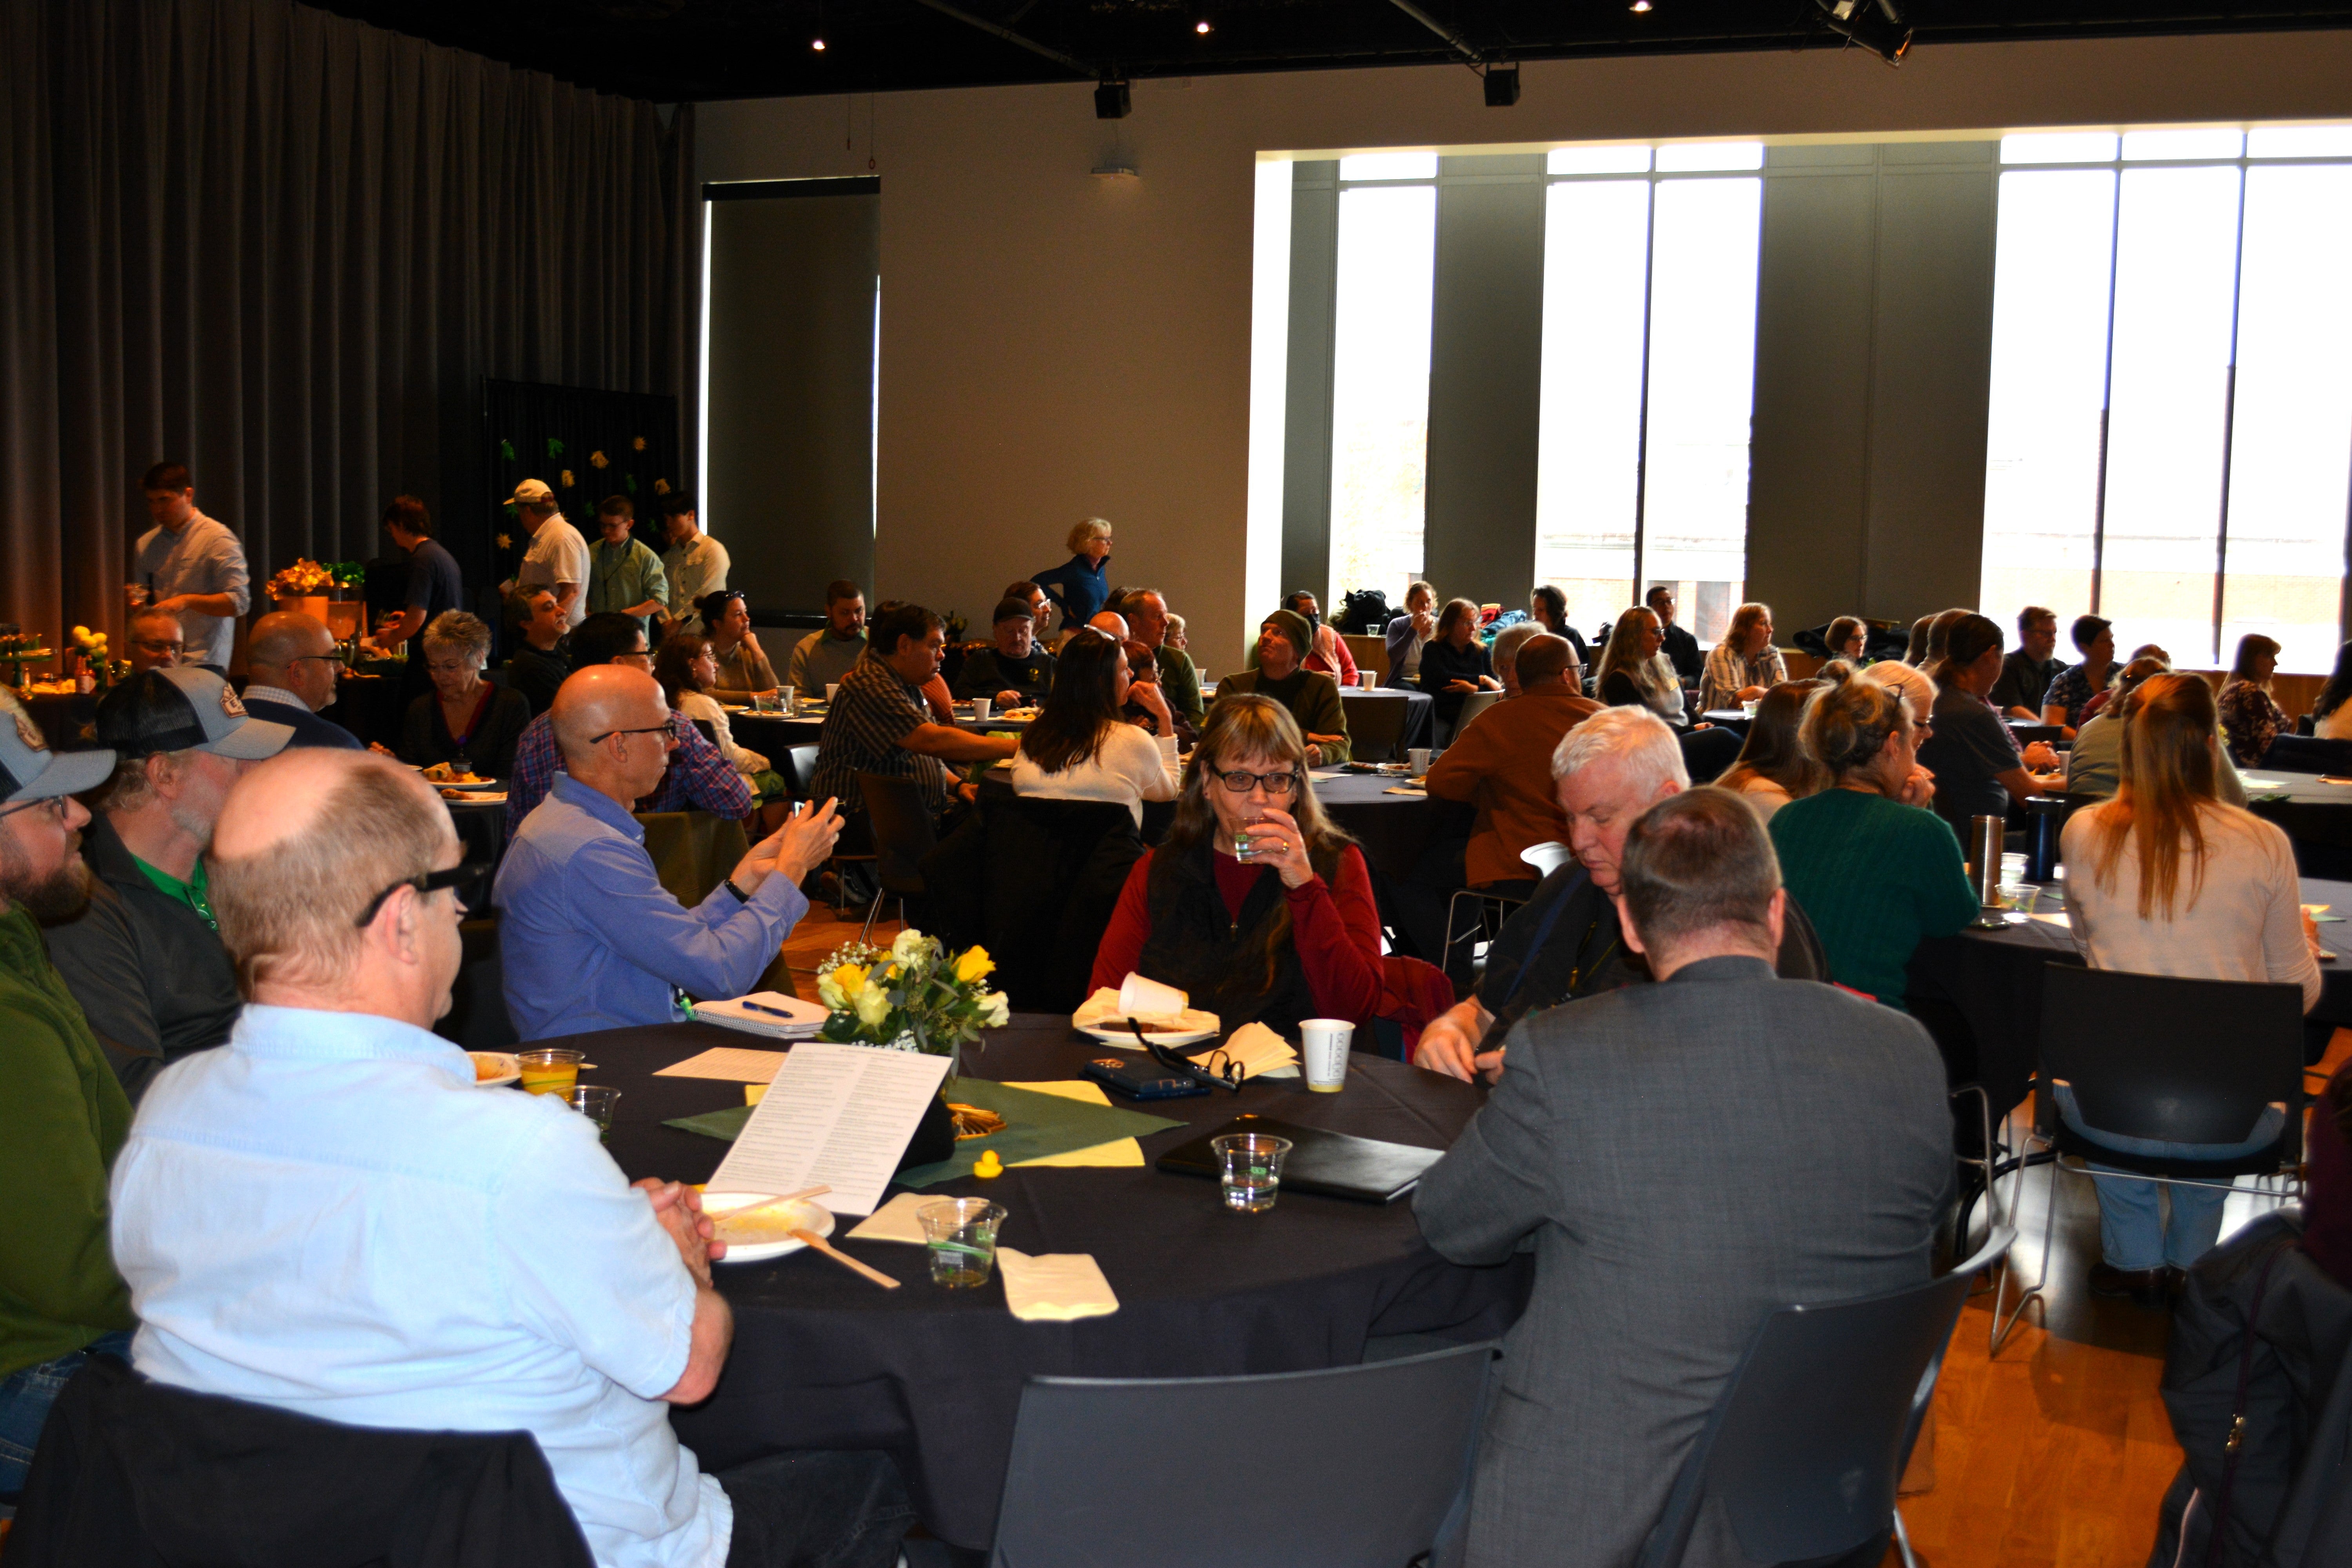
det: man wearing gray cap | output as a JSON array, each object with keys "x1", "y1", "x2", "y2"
[
  {"x1": 0, "y1": 688, "x2": 132, "y2": 1501},
  {"x1": 43, "y1": 668, "x2": 293, "y2": 1102},
  {"x1": 502, "y1": 477, "x2": 588, "y2": 630}
]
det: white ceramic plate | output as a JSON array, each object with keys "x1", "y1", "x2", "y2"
[
  {"x1": 702, "y1": 1193, "x2": 837, "y2": 1263},
  {"x1": 1078, "y1": 1009, "x2": 1222, "y2": 1051},
  {"x1": 468, "y1": 1051, "x2": 519, "y2": 1088}
]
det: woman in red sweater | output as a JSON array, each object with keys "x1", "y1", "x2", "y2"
[{"x1": 1090, "y1": 694, "x2": 1383, "y2": 1031}]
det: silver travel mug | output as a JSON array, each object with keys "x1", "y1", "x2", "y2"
[{"x1": 1971, "y1": 816, "x2": 2004, "y2": 909}]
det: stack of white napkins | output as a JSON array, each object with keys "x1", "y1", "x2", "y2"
[
  {"x1": 694, "y1": 991, "x2": 828, "y2": 1041},
  {"x1": 996, "y1": 1248, "x2": 1120, "y2": 1321},
  {"x1": 1214, "y1": 1022, "x2": 1300, "y2": 1080},
  {"x1": 1072, "y1": 975, "x2": 1214, "y2": 1035},
  {"x1": 845, "y1": 1192, "x2": 936, "y2": 1244}
]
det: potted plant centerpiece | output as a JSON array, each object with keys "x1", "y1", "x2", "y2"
[
  {"x1": 816, "y1": 930, "x2": 1012, "y2": 1137},
  {"x1": 266, "y1": 558, "x2": 334, "y2": 621}
]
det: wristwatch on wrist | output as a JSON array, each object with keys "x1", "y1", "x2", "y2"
[{"x1": 723, "y1": 877, "x2": 751, "y2": 903}]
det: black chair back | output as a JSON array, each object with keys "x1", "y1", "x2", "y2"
[
  {"x1": 976, "y1": 793, "x2": 1145, "y2": 1012},
  {"x1": 858, "y1": 772, "x2": 936, "y2": 897},
  {"x1": 1678, "y1": 724, "x2": 1744, "y2": 784},
  {"x1": 1339, "y1": 692, "x2": 1409, "y2": 762},
  {"x1": 782, "y1": 743, "x2": 822, "y2": 800},
  {"x1": 985, "y1": 1342, "x2": 1496, "y2": 1568},
  {"x1": 1637, "y1": 1229, "x2": 2011, "y2": 1568},
  {"x1": 2037, "y1": 965, "x2": 2306, "y2": 1156},
  {"x1": 2259, "y1": 733, "x2": 2352, "y2": 775},
  {"x1": 10, "y1": 1355, "x2": 593, "y2": 1568},
  {"x1": 689, "y1": 716, "x2": 719, "y2": 747}
]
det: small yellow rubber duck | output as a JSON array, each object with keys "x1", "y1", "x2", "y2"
[{"x1": 973, "y1": 1149, "x2": 1004, "y2": 1180}]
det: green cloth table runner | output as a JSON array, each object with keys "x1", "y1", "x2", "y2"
[{"x1": 664, "y1": 1076, "x2": 1186, "y2": 1188}]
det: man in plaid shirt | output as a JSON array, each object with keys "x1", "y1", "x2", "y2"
[
  {"x1": 810, "y1": 602, "x2": 1017, "y2": 821},
  {"x1": 505, "y1": 613, "x2": 751, "y2": 830}
]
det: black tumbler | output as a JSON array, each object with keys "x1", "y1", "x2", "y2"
[{"x1": 2024, "y1": 795, "x2": 2068, "y2": 882}]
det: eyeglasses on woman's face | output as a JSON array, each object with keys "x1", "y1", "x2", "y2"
[{"x1": 1214, "y1": 767, "x2": 1299, "y2": 797}]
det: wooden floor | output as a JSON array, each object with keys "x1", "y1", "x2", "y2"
[{"x1": 782, "y1": 902, "x2": 2341, "y2": 1568}]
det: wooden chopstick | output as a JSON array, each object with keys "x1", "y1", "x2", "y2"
[{"x1": 791, "y1": 1229, "x2": 900, "y2": 1289}]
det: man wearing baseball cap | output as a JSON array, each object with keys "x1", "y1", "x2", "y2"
[
  {"x1": 0, "y1": 689, "x2": 133, "y2": 1504},
  {"x1": 44, "y1": 668, "x2": 292, "y2": 1102},
  {"x1": 502, "y1": 477, "x2": 587, "y2": 630}
]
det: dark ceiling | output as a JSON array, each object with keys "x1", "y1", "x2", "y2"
[{"x1": 311, "y1": 1, "x2": 2352, "y2": 102}]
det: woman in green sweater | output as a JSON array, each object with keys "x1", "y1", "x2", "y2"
[{"x1": 1769, "y1": 665, "x2": 1978, "y2": 1008}]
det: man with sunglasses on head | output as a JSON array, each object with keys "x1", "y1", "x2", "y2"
[
  {"x1": 109, "y1": 746, "x2": 914, "y2": 1566},
  {"x1": 497, "y1": 666, "x2": 846, "y2": 1040},
  {"x1": 503, "y1": 613, "x2": 751, "y2": 832},
  {"x1": 0, "y1": 690, "x2": 133, "y2": 1508},
  {"x1": 43, "y1": 668, "x2": 292, "y2": 1102},
  {"x1": 239, "y1": 610, "x2": 363, "y2": 750}
]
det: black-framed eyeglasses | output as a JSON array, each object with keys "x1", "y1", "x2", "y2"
[
  {"x1": 1215, "y1": 768, "x2": 1300, "y2": 796},
  {"x1": 588, "y1": 722, "x2": 678, "y2": 746},
  {"x1": 1129, "y1": 1020, "x2": 1246, "y2": 1093},
  {"x1": 0, "y1": 796, "x2": 69, "y2": 823},
  {"x1": 355, "y1": 861, "x2": 490, "y2": 927}
]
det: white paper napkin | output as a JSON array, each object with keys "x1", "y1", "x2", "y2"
[
  {"x1": 843, "y1": 1191, "x2": 936, "y2": 1245},
  {"x1": 996, "y1": 1247, "x2": 1120, "y2": 1321}
]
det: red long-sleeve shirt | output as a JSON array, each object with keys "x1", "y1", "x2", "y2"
[{"x1": 1089, "y1": 844, "x2": 1385, "y2": 1025}]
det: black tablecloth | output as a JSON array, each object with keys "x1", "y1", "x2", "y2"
[
  {"x1": 1339, "y1": 688, "x2": 1436, "y2": 760},
  {"x1": 560, "y1": 1016, "x2": 1525, "y2": 1547},
  {"x1": 322, "y1": 672, "x2": 408, "y2": 750},
  {"x1": 1905, "y1": 875, "x2": 2352, "y2": 1120},
  {"x1": 1313, "y1": 773, "x2": 1462, "y2": 884}
]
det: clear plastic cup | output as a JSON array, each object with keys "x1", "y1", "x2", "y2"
[
  {"x1": 1211, "y1": 1133, "x2": 1293, "y2": 1213},
  {"x1": 517, "y1": 1048, "x2": 582, "y2": 1096},
  {"x1": 564, "y1": 1085, "x2": 621, "y2": 1136},
  {"x1": 918, "y1": 1198, "x2": 1007, "y2": 1287}
]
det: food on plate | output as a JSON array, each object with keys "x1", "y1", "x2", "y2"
[
  {"x1": 711, "y1": 1200, "x2": 819, "y2": 1246},
  {"x1": 421, "y1": 762, "x2": 488, "y2": 785}
]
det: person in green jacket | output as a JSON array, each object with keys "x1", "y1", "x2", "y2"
[
  {"x1": 0, "y1": 690, "x2": 132, "y2": 1503},
  {"x1": 1768, "y1": 665, "x2": 1979, "y2": 1009},
  {"x1": 1212, "y1": 608, "x2": 1352, "y2": 767}
]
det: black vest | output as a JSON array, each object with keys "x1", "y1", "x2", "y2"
[{"x1": 1135, "y1": 837, "x2": 1341, "y2": 1038}]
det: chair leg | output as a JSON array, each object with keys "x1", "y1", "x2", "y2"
[
  {"x1": 1891, "y1": 1506, "x2": 1920, "y2": 1568},
  {"x1": 857, "y1": 887, "x2": 886, "y2": 945},
  {"x1": 1989, "y1": 1131, "x2": 2058, "y2": 1357}
]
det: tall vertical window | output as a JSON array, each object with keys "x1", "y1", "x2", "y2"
[
  {"x1": 1981, "y1": 129, "x2": 2352, "y2": 671},
  {"x1": 1532, "y1": 143, "x2": 1762, "y2": 647},
  {"x1": 1327, "y1": 153, "x2": 1438, "y2": 601}
]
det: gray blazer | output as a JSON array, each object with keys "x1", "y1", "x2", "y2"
[{"x1": 1415, "y1": 954, "x2": 1953, "y2": 1568}]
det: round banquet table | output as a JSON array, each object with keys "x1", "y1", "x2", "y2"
[
  {"x1": 564, "y1": 1015, "x2": 1526, "y2": 1548},
  {"x1": 1905, "y1": 873, "x2": 2352, "y2": 1122},
  {"x1": 1338, "y1": 687, "x2": 1436, "y2": 759},
  {"x1": 1312, "y1": 770, "x2": 1465, "y2": 883}
]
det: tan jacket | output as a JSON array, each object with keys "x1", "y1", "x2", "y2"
[{"x1": 1425, "y1": 684, "x2": 1604, "y2": 887}]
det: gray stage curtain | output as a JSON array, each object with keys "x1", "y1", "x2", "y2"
[{"x1": 0, "y1": 0, "x2": 697, "y2": 657}]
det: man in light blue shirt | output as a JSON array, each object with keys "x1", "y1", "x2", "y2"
[
  {"x1": 109, "y1": 749, "x2": 909, "y2": 1568},
  {"x1": 495, "y1": 666, "x2": 840, "y2": 1041}
]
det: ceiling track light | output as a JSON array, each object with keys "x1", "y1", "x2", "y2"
[
  {"x1": 1818, "y1": 0, "x2": 1911, "y2": 65},
  {"x1": 811, "y1": 36, "x2": 826, "y2": 49},
  {"x1": 1629, "y1": 0, "x2": 1651, "y2": 10},
  {"x1": 1194, "y1": 18, "x2": 1210, "y2": 33}
]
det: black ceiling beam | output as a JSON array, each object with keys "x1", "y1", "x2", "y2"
[
  {"x1": 1382, "y1": 0, "x2": 1487, "y2": 65},
  {"x1": 904, "y1": 0, "x2": 1096, "y2": 76}
]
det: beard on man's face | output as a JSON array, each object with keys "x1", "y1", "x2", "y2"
[{"x1": 0, "y1": 829, "x2": 93, "y2": 924}]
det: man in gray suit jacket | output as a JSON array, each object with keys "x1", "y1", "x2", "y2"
[{"x1": 1416, "y1": 787, "x2": 1953, "y2": 1568}]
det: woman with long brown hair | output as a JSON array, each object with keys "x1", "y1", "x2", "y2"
[
  {"x1": 1010, "y1": 628, "x2": 1178, "y2": 827},
  {"x1": 2058, "y1": 671, "x2": 2321, "y2": 1303},
  {"x1": 1716, "y1": 681, "x2": 1825, "y2": 820},
  {"x1": 1595, "y1": 605, "x2": 1687, "y2": 728},
  {"x1": 1088, "y1": 694, "x2": 1382, "y2": 1031},
  {"x1": 2217, "y1": 632, "x2": 2289, "y2": 767}
]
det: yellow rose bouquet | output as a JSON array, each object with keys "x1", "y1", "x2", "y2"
[{"x1": 813, "y1": 929, "x2": 1011, "y2": 1059}]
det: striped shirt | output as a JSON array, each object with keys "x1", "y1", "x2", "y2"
[
  {"x1": 505, "y1": 710, "x2": 752, "y2": 831},
  {"x1": 809, "y1": 650, "x2": 950, "y2": 817}
]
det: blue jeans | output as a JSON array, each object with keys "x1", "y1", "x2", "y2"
[
  {"x1": 2055, "y1": 1086, "x2": 2285, "y2": 1272},
  {"x1": 0, "y1": 1330, "x2": 133, "y2": 1508}
]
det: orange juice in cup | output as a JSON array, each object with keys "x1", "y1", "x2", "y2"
[{"x1": 517, "y1": 1048, "x2": 582, "y2": 1095}]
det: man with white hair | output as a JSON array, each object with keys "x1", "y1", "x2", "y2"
[
  {"x1": 496, "y1": 666, "x2": 843, "y2": 1040},
  {"x1": 109, "y1": 747, "x2": 912, "y2": 1567},
  {"x1": 44, "y1": 668, "x2": 292, "y2": 1100},
  {"x1": 1413, "y1": 706, "x2": 1826, "y2": 1083}
]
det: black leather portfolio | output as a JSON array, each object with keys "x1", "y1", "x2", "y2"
[{"x1": 1154, "y1": 1114, "x2": 1445, "y2": 1203}]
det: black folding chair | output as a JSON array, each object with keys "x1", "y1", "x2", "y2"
[
  {"x1": 786, "y1": 744, "x2": 875, "y2": 909},
  {"x1": 1636, "y1": 1227, "x2": 2014, "y2": 1568},
  {"x1": 1990, "y1": 965, "x2": 2308, "y2": 1354},
  {"x1": 910, "y1": 1341, "x2": 1496, "y2": 1568},
  {"x1": 857, "y1": 771, "x2": 937, "y2": 943}
]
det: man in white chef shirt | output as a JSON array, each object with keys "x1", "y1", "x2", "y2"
[
  {"x1": 108, "y1": 748, "x2": 914, "y2": 1568},
  {"x1": 506, "y1": 478, "x2": 590, "y2": 630},
  {"x1": 127, "y1": 461, "x2": 251, "y2": 672}
]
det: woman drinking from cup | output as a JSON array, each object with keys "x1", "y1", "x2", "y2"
[
  {"x1": 1089, "y1": 695, "x2": 1382, "y2": 1031},
  {"x1": 397, "y1": 611, "x2": 530, "y2": 780}
]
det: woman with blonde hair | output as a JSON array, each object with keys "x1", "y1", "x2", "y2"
[
  {"x1": 2216, "y1": 632, "x2": 2289, "y2": 768},
  {"x1": 1595, "y1": 605, "x2": 1687, "y2": 728},
  {"x1": 1032, "y1": 516, "x2": 1115, "y2": 634},
  {"x1": 1717, "y1": 681, "x2": 1826, "y2": 821},
  {"x1": 1089, "y1": 694, "x2": 1382, "y2": 1031},
  {"x1": 1700, "y1": 601, "x2": 1787, "y2": 711},
  {"x1": 1768, "y1": 664, "x2": 1977, "y2": 1007},
  {"x1": 2058, "y1": 672, "x2": 2321, "y2": 1301}
]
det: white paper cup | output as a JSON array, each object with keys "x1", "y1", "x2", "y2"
[
  {"x1": 1358, "y1": 670, "x2": 1376, "y2": 690},
  {"x1": 1408, "y1": 747, "x2": 1431, "y2": 775},
  {"x1": 970, "y1": 696, "x2": 992, "y2": 720},
  {"x1": 1300, "y1": 1019, "x2": 1353, "y2": 1093},
  {"x1": 825, "y1": 684, "x2": 840, "y2": 704}
]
